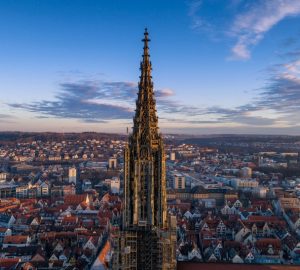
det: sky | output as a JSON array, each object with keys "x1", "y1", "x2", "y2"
[{"x1": 1, "y1": 0, "x2": 300, "y2": 135}]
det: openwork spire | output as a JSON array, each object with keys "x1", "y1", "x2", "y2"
[
  {"x1": 124, "y1": 28, "x2": 166, "y2": 228},
  {"x1": 119, "y1": 29, "x2": 176, "y2": 270},
  {"x1": 140, "y1": 28, "x2": 151, "y2": 83},
  {"x1": 132, "y1": 28, "x2": 160, "y2": 147}
]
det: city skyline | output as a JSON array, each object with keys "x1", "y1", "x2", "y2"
[{"x1": 1, "y1": 0, "x2": 300, "y2": 135}]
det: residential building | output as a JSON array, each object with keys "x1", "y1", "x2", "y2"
[
  {"x1": 110, "y1": 177, "x2": 120, "y2": 194},
  {"x1": 173, "y1": 173, "x2": 186, "y2": 189},
  {"x1": 68, "y1": 166, "x2": 77, "y2": 184}
]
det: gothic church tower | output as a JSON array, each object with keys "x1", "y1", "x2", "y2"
[
  {"x1": 112, "y1": 29, "x2": 176, "y2": 270},
  {"x1": 123, "y1": 28, "x2": 167, "y2": 229}
]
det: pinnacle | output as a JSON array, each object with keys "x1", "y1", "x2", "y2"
[{"x1": 132, "y1": 29, "x2": 159, "y2": 143}]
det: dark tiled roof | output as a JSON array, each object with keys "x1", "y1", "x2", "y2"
[
  {"x1": 177, "y1": 262, "x2": 300, "y2": 270},
  {"x1": 0, "y1": 213, "x2": 12, "y2": 224}
]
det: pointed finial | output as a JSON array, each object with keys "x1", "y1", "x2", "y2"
[{"x1": 143, "y1": 28, "x2": 150, "y2": 43}]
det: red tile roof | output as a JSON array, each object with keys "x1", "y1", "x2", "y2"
[
  {"x1": 247, "y1": 215, "x2": 284, "y2": 225},
  {"x1": 0, "y1": 258, "x2": 21, "y2": 270},
  {"x1": 3, "y1": 235, "x2": 28, "y2": 244},
  {"x1": 0, "y1": 258, "x2": 20, "y2": 269},
  {"x1": 64, "y1": 194, "x2": 86, "y2": 205},
  {"x1": 0, "y1": 227, "x2": 9, "y2": 233},
  {"x1": 256, "y1": 238, "x2": 281, "y2": 249}
]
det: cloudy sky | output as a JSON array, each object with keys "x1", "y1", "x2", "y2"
[{"x1": 1, "y1": 0, "x2": 300, "y2": 135}]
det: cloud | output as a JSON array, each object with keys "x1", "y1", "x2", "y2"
[
  {"x1": 8, "y1": 55, "x2": 300, "y2": 129},
  {"x1": 7, "y1": 78, "x2": 281, "y2": 128},
  {"x1": 60, "y1": 81, "x2": 137, "y2": 101},
  {"x1": 155, "y1": 88, "x2": 175, "y2": 98},
  {"x1": 187, "y1": 0, "x2": 300, "y2": 60},
  {"x1": 188, "y1": 0, "x2": 204, "y2": 30},
  {"x1": 159, "y1": 49, "x2": 300, "y2": 127},
  {"x1": 201, "y1": 54, "x2": 300, "y2": 127},
  {"x1": 187, "y1": 0, "x2": 228, "y2": 40},
  {"x1": 258, "y1": 69, "x2": 300, "y2": 117},
  {"x1": 157, "y1": 98, "x2": 206, "y2": 116},
  {"x1": 195, "y1": 106, "x2": 277, "y2": 126},
  {"x1": 216, "y1": 54, "x2": 300, "y2": 126},
  {"x1": 0, "y1": 113, "x2": 16, "y2": 124},
  {"x1": 79, "y1": 119, "x2": 107, "y2": 124},
  {"x1": 5, "y1": 78, "x2": 236, "y2": 126},
  {"x1": 230, "y1": 0, "x2": 300, "y2": 59},
  {"x1": 8, "y1": 80, "x2": 179, "y2": 123},
  {"x1": 9, "y1": 81, "x2": 135, "y2": 123},
  {"x1": 0, "y1": 114, "x2": 13, "y2": 119},
  {"x1": 159, "y1": 101, "x2": 277, "y2": 127}
]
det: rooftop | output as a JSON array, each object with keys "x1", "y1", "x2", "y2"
[{"x1": 177, "y1": 263, "x2": 300, "y2": 270}]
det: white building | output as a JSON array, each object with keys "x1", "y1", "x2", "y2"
[
  {"x1": 0, "y1": 172, "x2": 7, "y2": 183},
  {"x1": 253, "y1": 186, "x2": 268, "y2": 198},
  {"x1": 110, "y1": 177, "x2": 120, "y2": 194},
  {"x1": 231, "y1": 178, "x2": 258, "y2": 189},
  {"x1": 16, "y1": 185, "x2": 29, "y2": 198},
  {"x1": 68, "y1": 167, "x2": 77, "y2": 184},
  {"x1": 109, "y1": 158, "x2": 117, "y2": 169},
  {"x1": 40, "y1": 182, "x2": 50, "y2": 197},
  {"x1": 170, "y1": 152, "x2": 176, "y2": 161}
]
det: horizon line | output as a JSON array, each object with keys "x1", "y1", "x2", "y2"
[{"x1": 0, "y1": 130, "x2": 299, "y2": 137}]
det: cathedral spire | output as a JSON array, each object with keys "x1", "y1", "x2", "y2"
[
  {"x1": 133, "y1": 29, "x2": 159, "y2": 145},
  {"x1": 140, "y1": 28, "x2": 151, "y2": 82},
  {"x1": 115, "y1": 29, "x2": 176, "y2": 270},
  {"x1": 124, "y1": 29, "x2": 166, "y2": 228}
]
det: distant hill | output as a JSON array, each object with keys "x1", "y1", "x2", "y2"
[
  {"x1": 0, "y1": 131, "x2": 127, "y2": 144},
  {"x1": 183, "y1": 134, "x2": 300, "y2": 153},
  {"x1": 184, "y1": 134, "x2": 300, "y2": 144}
]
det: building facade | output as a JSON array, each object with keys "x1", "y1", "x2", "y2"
[
  {"x1": 113, "y1": 29, "x2": 176, "y2": 270},
  {"x1": 173, "y1": 173, "x2": 186, "y2": 189},
  {"x1": 109, "y1": 157, "x2": 117, "y2": 169},
  {"x1": 68, "y1": 166, "x2": 77, "y2": 184},
  {"x1": 110, "y1": 177, "x2": 120, "y2": 194}
]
